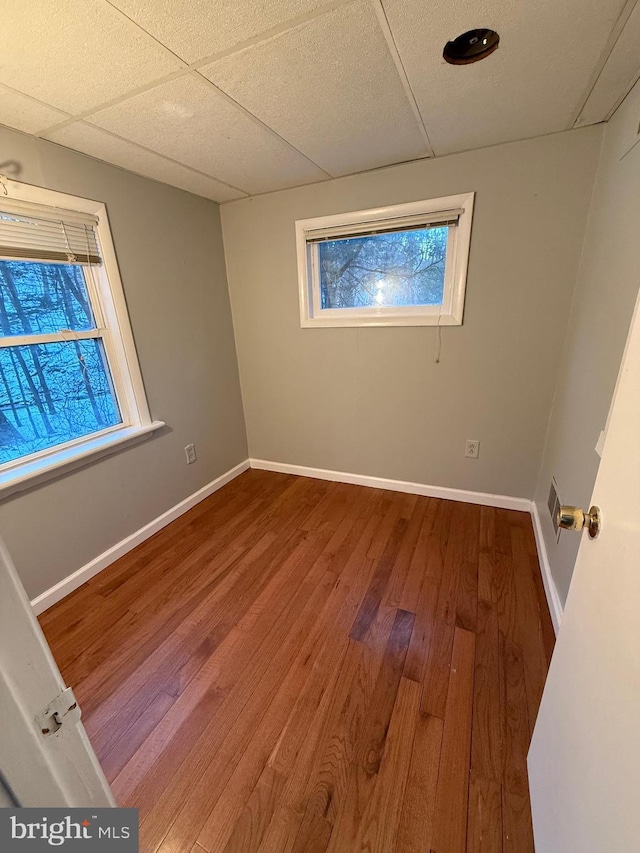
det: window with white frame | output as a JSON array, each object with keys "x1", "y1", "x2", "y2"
[
  {"x1": 296, "y1": 192, "x2": 474, "y2": 327},
  {"x1": 0, "y1": 180, "x2": 162, "y2": 495}
]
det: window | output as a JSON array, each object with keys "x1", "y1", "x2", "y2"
[
  {"x1": 0, "y1": 180, "x2": 162, "y2": 495},
  {"x1": 296, "y1": 193, "x2": 474, "y2": 327}
]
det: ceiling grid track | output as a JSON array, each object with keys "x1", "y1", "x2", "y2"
[
  {"x1": 103, "y1": 0, "x2": 190, "y2": 68},
  {"x1": 0, "y1": 82, "x2": 72, "y2": 129},
  {"x1": 67, "y1": 120, "x2": 250, "y2": 196},
  {"x1": 192, "y1": 72, "x2": 333, "y2": 178},
  {"x1": 569, "y1": 0, "x2": 640, "y2": 128},
  {"x1": 187, "y1": 0, "x2": 360, "y2": 70},
  {"x1": 34, "y1": 68, "x2": 194, "y2": 137},
  {"x1": 370, "y1": 0, "x2": 435, "y2": 157}
]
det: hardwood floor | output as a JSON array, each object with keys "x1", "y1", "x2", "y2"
[{"x1": 39, "y1": 470, "x2": 555, "y2": 853}]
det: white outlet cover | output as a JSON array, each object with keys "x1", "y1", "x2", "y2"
[{"x1": 465, "y1": 440, "x2": 480, "y2": 458}]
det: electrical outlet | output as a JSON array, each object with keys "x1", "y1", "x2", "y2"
[
  {"x1": 185, "y1": 443, "x2": 197, "y2": 465},
  {"x1": 465, "y1": 439, "x2": 480, "y2": 459}
]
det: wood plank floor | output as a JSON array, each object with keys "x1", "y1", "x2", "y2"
[{"x1": 40, "y1": 470, "x2": 555, "y2": 853}]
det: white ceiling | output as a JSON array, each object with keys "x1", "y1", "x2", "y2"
[{"x1": 1, "y1": 0, "x2": 639, "y2": 202}]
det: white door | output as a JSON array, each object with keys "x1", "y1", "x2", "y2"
[
  {"x1": 528, "y1": 288, "x2": 640, "y2": 851},
  {"x1": 0, "y1": 538, "x2": 114, "y2": 808}
]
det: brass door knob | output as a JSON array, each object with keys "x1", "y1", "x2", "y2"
[{"x1": 557, "y1": 505, "x2": 601, "y2": 539}]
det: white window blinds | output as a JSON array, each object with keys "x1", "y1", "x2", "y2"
[
  {"x1": 0, "y1": 198, "x2": 101, "y2": 265},
  {"x1": 305, "y1": 207, "x2": 464, "y2": 244}
]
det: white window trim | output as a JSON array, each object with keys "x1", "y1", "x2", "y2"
[
  {"x1": 0, "y1": 178, "x2": 164, "y2": 498},
  {"x1": 296, "y1": 192, "x2": 475, "y2": 328}
]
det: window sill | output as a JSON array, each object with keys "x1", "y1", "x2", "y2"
[
  {"x1": 300, "y1": 311, "x2": 462, "y2": 328},
  {"x1": 0, "y1": 421, "x2": 165, "y2": 500}
]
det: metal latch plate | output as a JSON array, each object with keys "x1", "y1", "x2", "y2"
[{"x1": 36, "y1": 686, "x2": 81, "y2": 736}]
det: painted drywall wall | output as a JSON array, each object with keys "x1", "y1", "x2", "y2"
[
  {"x1": 534, "y1": 80, "x2": 640, "y2": 606},
  {"x1": 221, "y1": 127, "x2": 602, "y2": 500},
  {"x1": 0, "y1": 126, "x2": 247, "y2": 600}
]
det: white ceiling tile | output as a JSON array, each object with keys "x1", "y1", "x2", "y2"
[
  {"x1": 0, "y1": 0, "x2": 184, "y2": 114},
  {"x1": 0, "y1": 85, "x2": 69, "y2": 134},
  {"x1": 43, "y1": 122, "x2": 245, "y2": 202},
  {"x1": 576, "y1": 0, "x2": 640, "y2": 126},
  {"x1": 109, "y1": 0, "x2": 327, "y2": 63},
  {"x1": 382, "y1": 0, "x2": 628, "y2": 154},
  {"x1": 200, "y1": 1, "x2": 428, "y2": 176},
  {"x1": 86, "y1": 74, "x2": 327, "y2": 194},
  {"x1": 3, "y1": 0, "x2": 633, "y2": 199}
]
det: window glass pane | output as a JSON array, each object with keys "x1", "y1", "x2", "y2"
[
  {"x1": 318, "y1": 226, "x2": 448, "y2": 309},
  {"x1": 0, "y1": 339, "x2": 121, "y2": 464},
  {"x1": 0, "y1": 260, "x2": 96, "y2": 337}
]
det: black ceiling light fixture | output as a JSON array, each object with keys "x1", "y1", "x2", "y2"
[{"x1": 443, "y1": 28, "x2": 500, "y2": 65}]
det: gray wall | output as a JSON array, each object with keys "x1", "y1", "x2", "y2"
[
  {"x1": 0, "y1": 126, "x2": 247, "y2": 600},
  {"x1": 221, "y1": 127, "x2": 602, "y2": 500},
  {"x1": 534, "y1": 81, "x2": 640, "y2": 605}
]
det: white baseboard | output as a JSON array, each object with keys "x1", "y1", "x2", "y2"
[
  {"x1": 31, "y1": 459, "x2": 250, "y2": 615},
  {"x1": 251, "y1": 458, "x2": 563, "y2": 632},
  {"x1": 32, "y1": 455, "x2": 562, "y2": 639},
  {"x1": 249, "y1": 458, "x2": 532, "y2": 512},
  {"x1": 530, "y1": 501, "x2": 563, "y2": 634}
]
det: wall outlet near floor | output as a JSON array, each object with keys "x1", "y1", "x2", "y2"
[
  {"x1": 465, "y1": 439, "x2": 480, "y2": 459},
  {"x1": 185, "y1": 443, "x2": 197, "y2": 464}
]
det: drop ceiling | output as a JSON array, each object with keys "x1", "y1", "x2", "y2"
[{"x1": 1, "y1": 0, "x2": 639, "y2": 203}]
